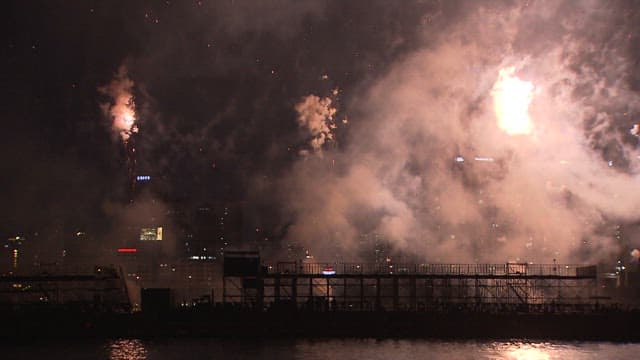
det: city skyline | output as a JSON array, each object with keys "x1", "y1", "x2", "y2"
[{"x1": 3, "y1": 1, "x2": 640, "y2": 267}]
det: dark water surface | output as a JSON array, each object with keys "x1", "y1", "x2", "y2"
[{"x1": 2, "y1": 338, "x2": 639, "y2": 359}]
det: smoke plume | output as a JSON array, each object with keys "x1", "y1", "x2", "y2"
[{"x1": 281, "y1": 1, "x2": 640, "y2": 264}]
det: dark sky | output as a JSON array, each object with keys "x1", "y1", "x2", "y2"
[{"x1": 3, "y1": 1, "x2": 640, "y2": 263}]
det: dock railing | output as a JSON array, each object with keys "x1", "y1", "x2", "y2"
[{"x1": 265, "y1": 262, "x2": 596, "y2": 278}]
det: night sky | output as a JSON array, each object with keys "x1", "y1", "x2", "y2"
[{"x1": 3, "y1": 1, "x2": 640, "y2": 264}]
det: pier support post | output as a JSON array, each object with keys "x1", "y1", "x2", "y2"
[
  {"x1": 360, "y1": 276, "x2": 364, "y2": 311},
  {"x1": 410, "y1": 277, "x2": 416, "y2": 311},
  {"x1": 292, "y1": 276, "x2": 297, "y2": 307},
  {"x1": 343, "y1": 277, "x2": 347, "y2": 310},
  {"x1": 393, "y1": 277, "x2": 399, "y2": 311},
  {"x1": 257, "y1": 277, "x2": 264, "y2": 311},
  {"x1": 375, "y1": 277, "x2": 381, "y2": 310},
  {"x1": 222, "y1": 277, "x2": 226, "y2": 304}
]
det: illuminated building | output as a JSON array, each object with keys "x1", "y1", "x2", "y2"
[
  {"x1": 372, "y1": 234, "x2": 391, "y2": 265},
  {"x1": 187, "y1": 203, "x2": 241, "y2": 261},
  {"x1": 131, "y1": 173, "x2": 152, "y2": 200},
  {"x1": 12, "y1": 249, "x2": 18, "y2": 269},
  {"x1": 286, "y1": 241, "x2": 305, "y2": 260},
  {"x1": 140, "y1": 227, "x2": 163, "y2": 241},
  {"x1": 187, "y1": 205, "x2": 216, "y2": 260},
  {"x1": 125, "y1": 136, "x2": 137, "y2": 203},
  {"x1": 5, "y1": 235, "x2": 25, "y2": 270},
  {"x1": 62, "y1": 231, "x2": 94, "y2": 265}
]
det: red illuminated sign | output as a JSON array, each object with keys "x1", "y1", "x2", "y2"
[{"x1": 117, "y1": 248, "x2": 138, "y2": 253}]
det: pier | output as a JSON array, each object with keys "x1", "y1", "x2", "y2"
[{"x1": 222, "y1": 252, "x2": 599, "y2": 312}]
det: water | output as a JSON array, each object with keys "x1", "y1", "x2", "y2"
[{"x1": 2, "y1": 338, "x2": 639, "y2": 360}]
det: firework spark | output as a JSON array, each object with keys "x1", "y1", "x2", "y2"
[
  {"x1": 295, "y1": 93, "x2": 338, "y2": 155},
  {"x1": 99, "y1": 66, "x2": 138, "y2": 142}
]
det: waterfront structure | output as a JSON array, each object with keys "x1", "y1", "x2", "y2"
[
  {"x1": 0, "y1": 265, "x2": 130, "y2": 311},
  {"x1": 223, "y1": 252, "x2": 600, "y2": 312}
]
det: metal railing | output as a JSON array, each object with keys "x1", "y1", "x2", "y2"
[{"x1": 265, "y1": 262, "x2": 596, "y2": 278}]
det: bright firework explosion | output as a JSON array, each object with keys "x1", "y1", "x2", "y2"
[
  {"x1": 492, "y1": 67, "x2": 534, "y2": 136},
  {"x1": 99, "y1": 66, "x2": 139, "y2": 198},
  {"x1": 99, "y1": 65, "x2": 138, "y2": 142},
  {"x1": 295, "y1": 88, "x2": 341, "y2": 156}
]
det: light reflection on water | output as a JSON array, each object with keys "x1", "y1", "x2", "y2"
[
  {"x1": 502, "y1": 343, "x2": 551, "y2": 360},
  {"x1": 99, "y1": 338, "x2": 639, "y2": 360},
  {"x1": 486, "y1": 342, "x2": 555, "y2": 359},
  {"x1": 454, "y1": 340, "x2": 635, "y2": 360},
  {"x1": 108, "y1": 339, "x2": 147, "y2": 360},
  {"x1": 3, "y1": 338, "x2": 638, "y2": 359}
]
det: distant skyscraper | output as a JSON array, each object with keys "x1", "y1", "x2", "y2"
[{"x1": 5, "y1": 235, "x2": 25, "y2": 270}]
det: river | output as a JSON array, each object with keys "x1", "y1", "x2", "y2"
[{"x1": 3, "y1": 338, "x2": 640, "y2": 359}]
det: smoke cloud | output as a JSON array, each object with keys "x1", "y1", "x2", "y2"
[{"x1": 280, "y1": 1, "x2": 640, "y2": 263}]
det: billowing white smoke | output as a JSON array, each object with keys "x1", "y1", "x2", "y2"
[
  {"x1": 295, "y1": 94, "x2": 337, "y2": 155},
  {"x1": 283, "y1": 2, "x2": 640, "y2": 263},
  {"x1": 99, "y1": 65, "x2": 138, "y2": 142}
]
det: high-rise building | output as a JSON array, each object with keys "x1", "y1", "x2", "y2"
[
  {"x1": 4, "y1": 235, "x2": 25, "y2": 271},
  {"x1": 186, "y1": 203, "x2": 243, "y2": 262}
]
